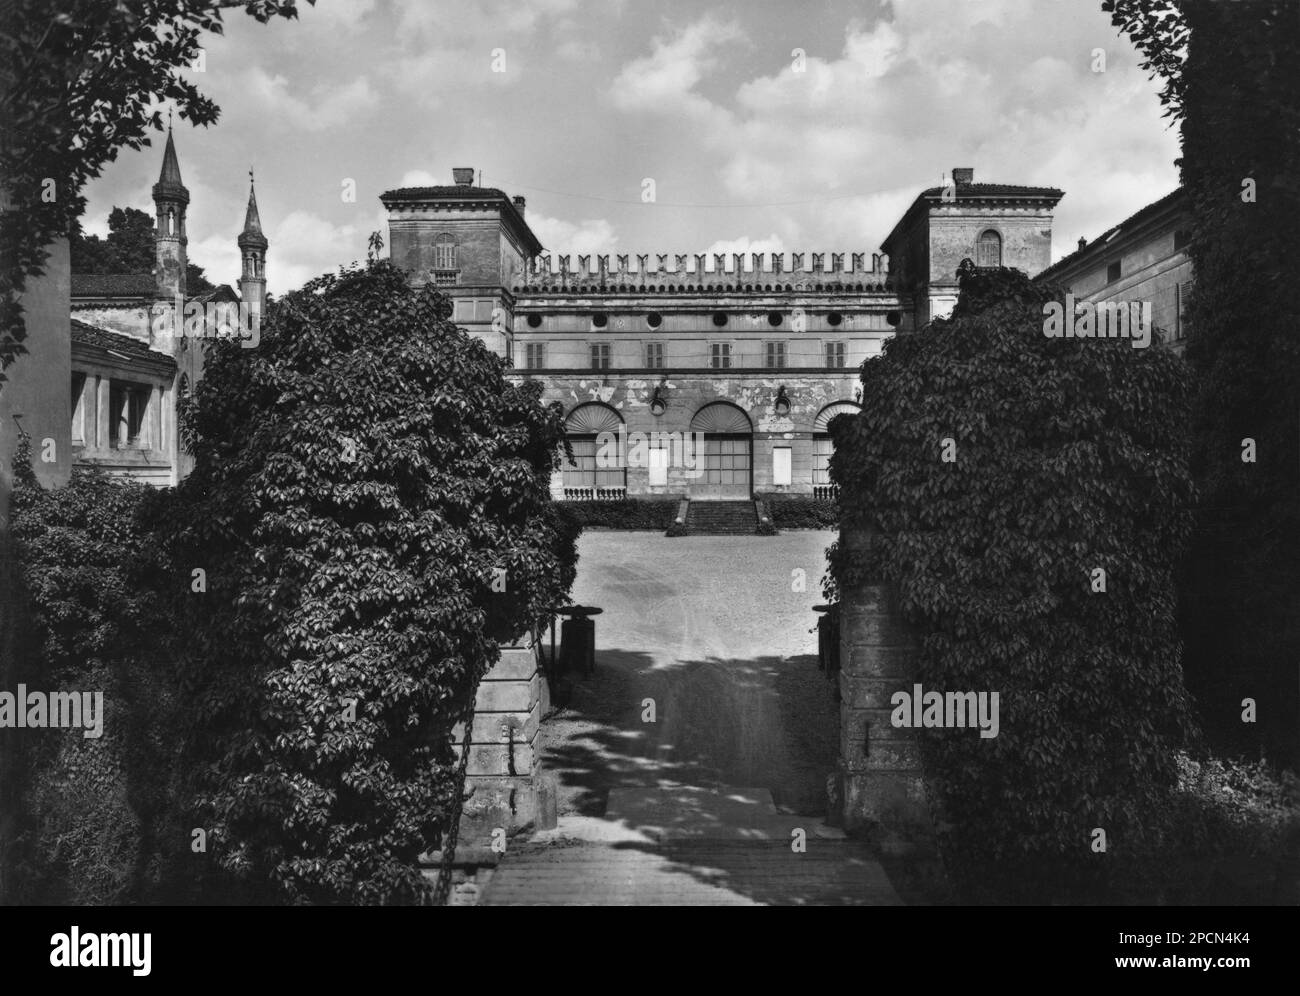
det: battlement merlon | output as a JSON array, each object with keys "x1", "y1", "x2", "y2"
[{"x1": 518, "y1": 251, "x2": 889, "y2": 286}]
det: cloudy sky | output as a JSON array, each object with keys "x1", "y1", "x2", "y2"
[{"x1": 81, "y1": 0, "x2": 1181, "y2": 295}]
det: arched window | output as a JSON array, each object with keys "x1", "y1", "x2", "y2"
[
  {"x1": 813, "y1": 401, "x2": 861, "y2": 496},
  {"x1": 563, "y1": 403, "x2": 625, "y2": 497},
  {"x1": 691, "y1": 402, "x2": 753, "y2": 497},
  {"x1": 976, "y1": 229, "x2": 1002, "y2": 268}
]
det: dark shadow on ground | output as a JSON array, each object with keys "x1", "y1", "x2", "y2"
[{"x1": 525, "y1": 644, "x2": 908, "y2": 904}]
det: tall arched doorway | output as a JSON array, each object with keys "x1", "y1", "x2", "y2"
[
  {"x1": 812, "y1": 401, "x2": 860, "y2": 499},
  {"x1": 691, "y1": 402, "x2": 752, "y2": 499},
  {"x1": 563, "y1": 402, "x2": 625, "y2": 499}
]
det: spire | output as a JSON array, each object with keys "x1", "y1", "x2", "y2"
[
  {"x1": 238, "y1": 170, "x2": 268, "y2": 251},
  {"x1": 152, "y1": 123, "x2": 189, "y2": 205},
  {"x1": 243, "y1": 170, "x2": 262, "y2": 234}
]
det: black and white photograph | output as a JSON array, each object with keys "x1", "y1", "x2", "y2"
[{"x1": 0, "y1": 0, "x2": 1296, "y2": 952}]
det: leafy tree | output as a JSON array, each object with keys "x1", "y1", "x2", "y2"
[
  {"x1": 1104, "y1": 0, "x2": 1300, "y2": 765},
  {"x1": 830, "y1": 267, "x2": 1198, "y2": 901},
  {"x1": 163, "y1": 260, "x2": 574, "y2": 904},
  {"x1": 70, "y1": 206, "x2": 216, "y2": 293},
  {"x1": 0, "y1": 0, "x2": 313, "y2": 383}
]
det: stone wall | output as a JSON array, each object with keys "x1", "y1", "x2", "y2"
[{"x1": 452, "y1": 630, "x2": 555, "y2": 842}]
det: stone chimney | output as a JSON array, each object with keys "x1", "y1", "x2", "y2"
[
  {"x1": 512, "y1": 195, "x2": 526, "y2": 216},
  {"x1": 452, "y1": 167, "x2": 474, "y2": 187},
  {"x1": 952, "y1": 167, "x2": 974, "y2": 186}
]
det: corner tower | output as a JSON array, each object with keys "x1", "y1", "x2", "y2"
[
  {"x1": 380, "y1": 167, "x2": 542, "y2": 357},
  {"x1": 881, "y1": 167, "x2": 1063, "y2": 331},
  {"x1": 152, "y1": 126, "x2": 189, "y2": 300},
  {"x1": 238, "y1": 171, "x2": 268, "y2": 324}
]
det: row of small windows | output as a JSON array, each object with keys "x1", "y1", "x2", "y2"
[
  {"x1": 525, "y1": 311, "x2": 849, "y2": 330},
  {"x1": 521, "y1": 342, "x2": 853, "y2": 370}
]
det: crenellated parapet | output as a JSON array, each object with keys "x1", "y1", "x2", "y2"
[{"x1": 514, "y1": 250, "x2": 890, "y2": 292}]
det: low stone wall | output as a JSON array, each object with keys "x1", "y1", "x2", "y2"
[{"x1": 423, "y1": 630, "x2": 557, "y2": 903}]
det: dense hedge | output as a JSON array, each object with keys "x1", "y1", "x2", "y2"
[
  {"x1": 555, "y1": 498, "x2": 679, "y2": 530},
  {"x1": 755, "y1": 493, "x2": 839, "y2": 529},
  {"x1": 4, "y1": 443, "x2": 192, "y2": 904},
  {"x1": 161, "y1": 260, "x2": 575, "y2": 904},
  {"x1": 4, "y1": 260, "x2": 578, "y2": 906},
  {"x1": 829, "y1": 267, "x2": 1200, "y2": 901}
]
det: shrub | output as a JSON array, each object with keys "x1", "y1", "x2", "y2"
[
  {"x1": 555, "y1": 498, "x2": 679, "y2": 530},
  {"x1": 830, "y1": 266, "x2": 1199, "y2": 901},
  {"x1": 756, "y1": 492, "x2": 838, "y2": 529},
  {"x1": 163, "y1": 260, "x2": 575, "y2": 904},
  {"x1": 5, "y1": 444, "x2": 190, "y2": 904}
]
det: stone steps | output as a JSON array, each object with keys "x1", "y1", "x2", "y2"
[{"x1": 687, "y1": 500, "x2": 757, "y2": 534}]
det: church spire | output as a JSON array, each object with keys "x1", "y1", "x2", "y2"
[
  {"x1": 152, "y1": 122, "x2": 189, "y2": 299},
  {"x1": 239, "y1": 169, "x2": 268, "y2": 323},
  {"x1": 157, "y1": 125, "x2": 184, "y2": 189},
  {"x1": 241, "y1": 169, "x2": 265, "y2": 241}
]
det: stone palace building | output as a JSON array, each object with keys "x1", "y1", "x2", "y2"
[{"x1": 382, "y1": 167, "x2": 1064, "y2": 501}]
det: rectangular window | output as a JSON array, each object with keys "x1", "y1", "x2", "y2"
[
  {"x1": 645, "y1": 342, "x2": 664, "y2": 369},
  {"x1": 70, "y1": 372, "x2": 86, "y2": 444},
  {"x1": 772, "y1": 447, "x2": 792, "y2": 486},
  {"x1": 648, "y1": 443, "x2": 669, "y2": 486},
  {"x1": 1106, "y1": 260, "x2": 1122, "y2": 284},
  {"x1": 1176, "y1": 281, "x2": 1191, "y2": 339},
  {"x1": 765, "y1": 341, "x2": 786, "y2": 369},
  {"x1": 1173, "y1": 229, "x2": 1191, "y2": 252},
  {"x1": 813, "y1": 437, "x2": 834, "y2": 485},
  {"x1": 590, "y1": 343, "x2": 611, "y2": 369},
  {"x1": 710, "y1": 343, "x2": 731, "y2": 369},
  {"x1": 109, "y1": 381, "x2": 149, "y2": 449},
  {"x1": 825, "y1": 342, "x2": 846, "y2": 369},
  {"x1": 523, "y1": 342, "x2": 545, "y2": 368}
]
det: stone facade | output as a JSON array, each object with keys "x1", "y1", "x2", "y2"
[{"x1": 384, "y1": 166, "x2": 1064, "y2": 500}]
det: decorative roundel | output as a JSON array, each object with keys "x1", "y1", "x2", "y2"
[
  {"x1": 768, "y1": 312, "x2": 783, "y2": 326},
  {"x1": 712, "y1": 312, "x2": 728, "y2": 327},
  {"x1": 827, "y1": 312, "x2": 843, "y2": 326},
  {"x1": 592, "y1": 313, "x2": 608, "y2": 328},
  {"x1": 647, "y1": 312, "x2": 663, "y2": 328},
  {"x1": 527, "y1": 314, "x2": 542, "y2": 328}
]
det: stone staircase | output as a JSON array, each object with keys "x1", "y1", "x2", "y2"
[{"x1": 686, "y1": 499, "x2": 757, "y2": 535}]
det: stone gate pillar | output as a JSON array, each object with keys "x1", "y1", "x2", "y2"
[{"x1": 833, "y1": 525, "x2": 932, "y2": 842}]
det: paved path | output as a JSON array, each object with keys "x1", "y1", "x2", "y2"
[{"x1": 480, "y1": 531, "x2": 903, "y2": 906}]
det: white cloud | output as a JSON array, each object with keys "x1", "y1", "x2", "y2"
[
  {"x1": 239, "y1": 69, "x2": 379, "y2": 131},
  {"x1": 527, "y1": 212, "x2": 618, "y2": 255},
  {"x1": 398, "y1": 169, "x2": 440, "y2": 187},
  {"x1": 702, "y1": 234, "x2": 787, "y2": 257},
  {"x1": 611, "y1": 15, "x2": 747, "y2": 117}
]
